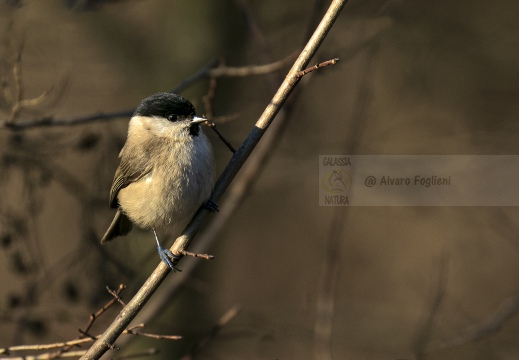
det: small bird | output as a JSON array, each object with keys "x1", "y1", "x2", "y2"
[{"x1": 101, "y1": 92, "x2": 215, "y2": 270}]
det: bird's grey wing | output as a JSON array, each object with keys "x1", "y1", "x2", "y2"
[{"x1": 109, "y1": 148, "x2": 153, "y2": 208}]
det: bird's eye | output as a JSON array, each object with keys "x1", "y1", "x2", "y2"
[{"x1": 168, "y1": 114, "x2": 178, "y2": 122}]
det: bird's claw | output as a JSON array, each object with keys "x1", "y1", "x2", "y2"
[
  {"x1": 157, "y1": 245, "x2": 182, "y2": 272},
  {"x1": 204, "y1": 199, "x2": 219, "y2": 212}
]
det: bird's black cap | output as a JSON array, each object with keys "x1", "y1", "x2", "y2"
[{"x1": 134, "y1": 92, "x2": 196, "y2": 119}]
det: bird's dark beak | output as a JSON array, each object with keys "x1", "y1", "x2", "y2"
[{"x1": 191, "y1": 115, "x2": 207, "y2": 124}]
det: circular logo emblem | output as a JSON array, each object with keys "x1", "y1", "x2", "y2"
[{"x1": 322, "y1": 169, "x2": 352, "y2": 194}]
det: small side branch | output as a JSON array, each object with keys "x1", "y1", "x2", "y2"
[
  {"x1": 297, "y1": 58, "x2": 340, "y2": 78},
  {"x1": 0, "y1": 54, "x2": 296, "y2": 130},
  {"x1": 81, "y1": 284, "x2": 126, "y2": 338},
  {"x1": 1, "y1": 39, "x2": 55, "y2": 124},
  {"x1": 126, "y1": 324, "x2": 182, "y2": 340},
  {"x1": 180, "y1": 250, "x2": 215, "y2": 260},
  {"x1": 208, "y1": 52, "x2": 296, "y2": 77},
  {"x1": 205, "y1": 120, "x2": 237, "y2": 153}
]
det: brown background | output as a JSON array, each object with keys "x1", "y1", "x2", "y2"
[{"x1": 1, "y1": 0, "x2": 519, "y2": 359}]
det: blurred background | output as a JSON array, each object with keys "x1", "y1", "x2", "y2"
[{"x1": 1, "y1": 0, "x2": 519, "y2": 359}]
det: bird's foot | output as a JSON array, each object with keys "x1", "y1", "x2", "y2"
[
  {"x1": 153, "y1": 228, "x2": 181, "y2": 272},
  {"x1": 157, "y1": 245, "x2": 182, "y2": 272},
  {"x1": 204, "y1": 199, "x2": 219, "y2": 212}
]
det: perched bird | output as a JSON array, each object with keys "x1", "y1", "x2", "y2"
[{"x1": 101, "y1": 92, "x2": 215, "y2": 270}]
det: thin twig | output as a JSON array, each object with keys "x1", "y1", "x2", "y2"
[
  {"x1": 0, "y1": 54, "x2": 296, "y2": 130},
  {"x1": 296, "y1": 58, "x2": 340, "y2": 78},
  {"x1": 81, "y1": 1, "x2": 345, "y2": 358},
  {"x1": 126, "y1": 330, "x2": 182, "y2": 341},
  {"x1": 0, "y1": 338, "x2": 94, "y2": 354},
  {"x1": 202, "y1": 73, "x2": 218, "y2": 119},
  {"x1": 0, "y1": 350, "x2": 89, "y2": 360},
  {"x1": 171, "y1": 58, "x2": 219, "y2": 94},
  {"x1": 208, "y1": 52, "x2": 296, "y2": 77},
  {"x1": 106, "y1": 285, "x2": 127, "y2": 307},
  {"x1": 0, "y1": 325, "x2": 173, "y2": 356},
  {"x1": 78, "y1": 330, "x2": 98, "y2": 342},
  {"x1": 81, "y1": 284, "x2": 126, "y2": 337},
  {"x1": 0, "y1": 110, "x2": 134, "y2": 129},
  {"x1": 9, "y1": 41, "x2": 24, "y2": 123},
  {"x1": 205, "y1": 120, "x2": 237, "y2": 153},
  {"x1": 201, "y1": 63, "x2": 239, "y2": 153},
  {"x1": 3, "y1": 40, "x2": 56, "y2": 124},
  {"x1": 125, "y1": 324, "x2": 182, "y2": 340},
  {"x1": 180, "y1": 250, "x2": 215, "y2": 260},
  {"x1": 37, "y1": 284, "x2": 128, "y2": 358}
]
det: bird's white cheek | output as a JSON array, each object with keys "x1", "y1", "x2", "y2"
[{"x1": 145, "y1": 175, "x2": 153, "y2": 184}]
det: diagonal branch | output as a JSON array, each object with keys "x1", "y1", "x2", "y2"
[
  {"x1": 117, "y1": 0, "x2": 328, "y2": 344},
  {"x1": 81, "y1": 1, "x2": 346, "y2": 358}
]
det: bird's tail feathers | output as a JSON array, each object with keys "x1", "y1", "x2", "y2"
[{"x1": 101, "y1": 209, "x2": 133, "y2": 243}]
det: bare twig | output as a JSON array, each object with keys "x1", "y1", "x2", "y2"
[
  {"x1": 171, "y1": 58, "x2": 219, "y2": 94},
  {"x1": 205, "y1": 120, "x2": 237, "y2": 153},
  {"x1": 297, "y1": 58, "x2": 340, "y2": 78},
  {"x1": 35, "y1": 284, "x2": 128, "y2": 359},
  {"x1": 0, "y1": 349, "x2": 89, "y2": 359},
  {"x1": 78, "y1": 329, "x2": 98, "y2": 342},
  {"x1": 202, "y1": 63, "x2": 240, "y2": 153},
  {"x1": 0, "y1": 110, "x2": 134, "y2": 129},
  {"x1": 2, "y1": 40, "x2": 55, "y2": 124},
  {"x1": 208, "y1": 52, "x2": 296, "y2": 77},
  {"x1": 126, "y1": 324, "x2": 182, "y2": 340},
  {"x1": 81, "y1": 284, "x2": 126, "y2": 337},
  {"x1": 0, "y1": 54, "x2": 296, "y2": 130},
  {"x1": 9, "y1": 41, "x2": 24, "y2": 122},
  {"x1": 202, "y1": 72, "x2": 219, "y2": 119},
  {"x1": 106, "y1": 286, "x2": 127, "y2": 307},
  {"x1": 81, "y1": 1, "x2": 345, "y2": 358},
  {"x1": 0, "y1": 338, "x2": 94, "y2": 355},
  {"x1": 0, "y1": 327, "x2": 174, "y2": 358},
  {"x1": 180, "y1": 250, "x2": 215, "y2": 260}
]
